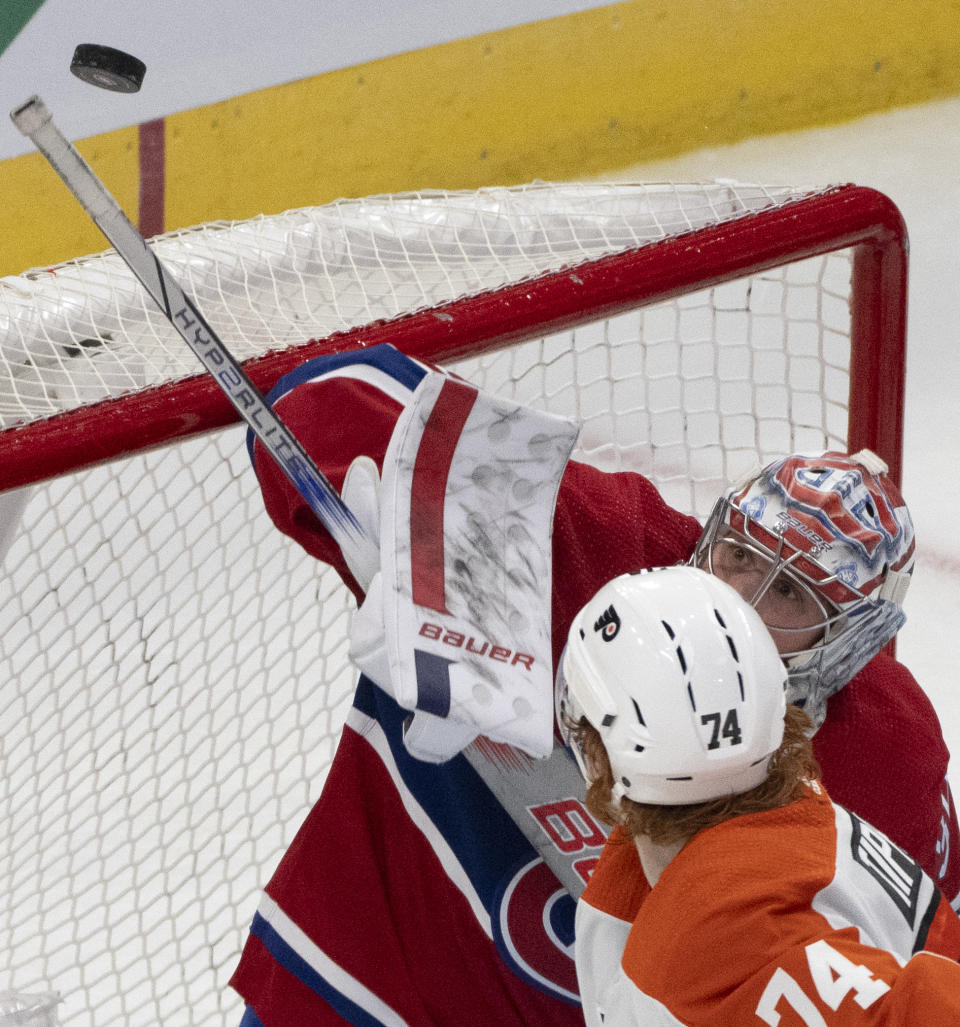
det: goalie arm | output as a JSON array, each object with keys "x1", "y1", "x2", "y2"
[{"x1": 250, "y1": 362, "x2": 413, "y2": 601}]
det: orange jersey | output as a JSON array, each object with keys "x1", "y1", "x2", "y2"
[{"x1": 577, "y1": 784, "x2": 960, "y2": 1025}]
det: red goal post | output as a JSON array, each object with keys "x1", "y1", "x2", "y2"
[{"x1": 0, "y1": 180, "x2": 907, "y2": 1027}]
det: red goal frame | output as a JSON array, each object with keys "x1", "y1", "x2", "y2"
[{"x1": 0, "y1": 183, "x2": 907, "y2": 492}]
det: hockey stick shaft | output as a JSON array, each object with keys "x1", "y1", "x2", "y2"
[
  {"x1": 11, "y1": 95, "x2": 377, "y2": 585},
  {"x1": 13, "y1": 96, "x2": 592, "y2": 896}
]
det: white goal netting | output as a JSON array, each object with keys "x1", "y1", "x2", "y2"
[{"x1": 0, "y1": 181, "x2": 897, "y2": 1025}]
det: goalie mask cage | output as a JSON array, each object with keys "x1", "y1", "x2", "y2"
[{"x1": 0, "y1": 181, "x2": 905, "y2": 1025}]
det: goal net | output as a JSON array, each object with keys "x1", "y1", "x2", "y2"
[{"x1": 0, "y1": 181, "x2": 906, "y2": 1026}]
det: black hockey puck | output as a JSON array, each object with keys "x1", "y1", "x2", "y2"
[{"x1": 70, "y1": 44, "x2": 146, "y2": 93}]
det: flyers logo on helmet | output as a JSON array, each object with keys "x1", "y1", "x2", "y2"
[{"x1": 593, "y1": 604, "x2": 621, "y2": 642}]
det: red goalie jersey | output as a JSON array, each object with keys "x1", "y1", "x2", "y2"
[
  {"x1": 230, "y1": 345, "x2": 960, "y2": 1025},
  {"x1": 577, "y1": 785, "x2": 960, "y2": 1025}
]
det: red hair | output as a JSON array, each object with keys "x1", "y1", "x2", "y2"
[{"x1": 569, "y1": 704, "x2": 820, "y2": 847}]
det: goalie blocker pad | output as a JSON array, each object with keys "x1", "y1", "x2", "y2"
[{"x1": 379, "y1": 371, "x2": 580, "y2": 760}]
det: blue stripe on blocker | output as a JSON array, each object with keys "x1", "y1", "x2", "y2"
[
  {"x1": 245, "y1": 343, "x2": 427, "y2": 467},
  {"x1": 250, "y1": 911, "x2": 388, "y2": 1027},
  {"x1": 266, "y1": 344, "x2": 428, "y2": 405},
  {"x1": 413, "y1": 648, "x2": 453, "y2": 717}
]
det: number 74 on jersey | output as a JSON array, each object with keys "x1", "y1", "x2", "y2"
[{"x1": 756, "y1": 939, "x2": 890, "y2": 1024}]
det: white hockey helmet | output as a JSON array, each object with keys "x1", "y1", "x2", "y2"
[
  {"x1": 556, "y1": 566, "x2": 787, "y2": 806},
  {"x1": 692, "y1": 450, "x2": 914, "y2": 724}
]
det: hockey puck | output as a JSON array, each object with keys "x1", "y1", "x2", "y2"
[{"x1": 70, "y1": 44, "x2": 146, "y2": 93}]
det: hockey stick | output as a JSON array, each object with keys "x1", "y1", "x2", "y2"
[
  {"x1": 12, "y1": 95, "x2": 601, "y2": 899},
  {"x1": 10, "y1": 95, "x2": 377, "y2": 589}
]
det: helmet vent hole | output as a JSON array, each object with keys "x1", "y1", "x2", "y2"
[
  {"x1": 714, "y1": 609, "x2": 727, "y2": 629},
  {"x1": 660, "y1": 619, "x2": 675, "y2": 639},
  {"x1": 601, "y1": 713, "x2": 616, "y2": 727},
  {"x1": 737, "y1": 671, "x2": 745, "y2": 701},
  {"x1": 631, "y1": 699, "x2": 645, "y2": 726},
  {"x1": 725, "y1": 634, "x2": 739, "y2": 662},
  {"x1": 634, "y1": 744, "x2": 645, "y2": 753},
  {"x1": 675, "y1": 645, "x2": 687, "y2": 674}
]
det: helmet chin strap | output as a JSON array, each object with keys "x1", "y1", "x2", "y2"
[{"x1": 879, "y1": 567, "x2": 911, "y2": 604}]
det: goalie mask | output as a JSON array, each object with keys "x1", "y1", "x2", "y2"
[
  {"x1": 556, "y1": 567, "x2": 787, "y2": 806},
  {"x1": 691, "y1": 449, "x2": 915, "y2": 729}
]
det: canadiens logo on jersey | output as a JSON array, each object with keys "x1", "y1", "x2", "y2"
[
  {"x1": 492, "y1": 794, "x2": 607, "y2": 1005},
  {"x1": 493, "y1": 858, "x2": 581, "y2": 1005}
]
